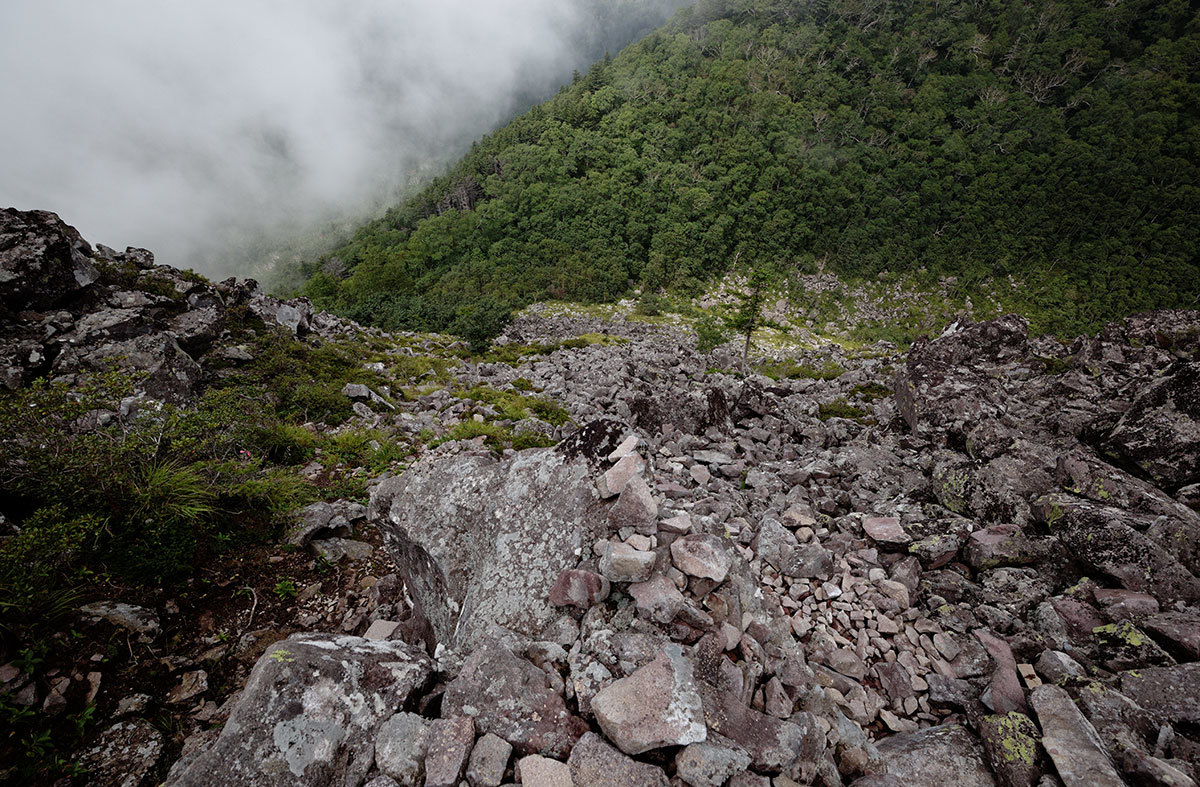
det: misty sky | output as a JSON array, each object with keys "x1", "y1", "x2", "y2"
[{"x1": 0, "y1": 1, "x2": 677, "y2": 274}]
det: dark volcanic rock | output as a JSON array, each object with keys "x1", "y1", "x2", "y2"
[
  {"x1": 1035, "y1": 493, "x2": 1200, "y2": 604},
  {"x1": 0, "y1": 207, "x2": 99, "y2": 311},
  {"x1": 895, "y1": 314, "x2": 1029, "y2": 441},
  {"x1": 1101, "y1": 360, "x2": 1200, "y2": 489}
]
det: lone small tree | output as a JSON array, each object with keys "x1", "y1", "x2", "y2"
[
  {"x1": 452, "y1": 297, "x2": 512, "y2": 355},
  {"x1": 725, "y1": 264, "x2": 771, "y2": 370}
]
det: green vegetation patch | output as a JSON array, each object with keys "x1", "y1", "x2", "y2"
[
  {"x1": 758, "y1": 358, "x2": 845, "y2": 381},
  {"x1": 817, "y1": 398, "x2": 869, "y2": 422}
]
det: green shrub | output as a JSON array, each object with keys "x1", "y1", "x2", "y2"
[
  {"x1": 818, "y1": 398, "x2": 869, "y2": 422},
  {"x1": 850, "y1": 382, "x2": 893, "y2": 400},
  {"x1": 635, "y1": 291, "x2": 662, "y2": 316},
  {"x1": 758, "y1": 359, "x2": 845, "y2": 381},
  {"x1": 695, "y1": 315, "x2": 730, "y2": 353},
  {"x1": 528, "y1": 398, "x2": 570, "y2": 426},
  {"x1": 252, "y1": 422, "x2": 318, "y2": 465},
  {"x1": 512, "y1": 431, "x2": 557, "y2": 450}
]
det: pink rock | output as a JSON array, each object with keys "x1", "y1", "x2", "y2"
[
  {"x1": 599, "y1": 454, "x2": 642, "y2": 498},
  {"x1": 609, "y1": 475, "x2": 659, "y2": 534},
  {"x1": 424, "y1": 716, "x2": 476, "y2": 787},
  {"x1": 629, "y1": 575, "x2": 685, "y2": 624},
  {"x1": 975, "y1": 630, "x2": 1027, "y2": 715},
  {"x1": 607, "y1": 435, "x2": 640, "y2": 462},
  {"x1": 1093, "y1": 588, "x2": 1160, "y2": 619},
  {"x1": 863, "y1": 516, "x2": 911, "y2": 546},
  {"x1": 670, "y1": 534, "x2": 732, "y2": 583},
  {"x1": 549, "y1": 570, "x2": 610, "y2": 610}
]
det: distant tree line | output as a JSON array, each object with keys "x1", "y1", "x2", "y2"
[{"x1": 299, "y1": 0, "x2": 1200, "y2": 340}]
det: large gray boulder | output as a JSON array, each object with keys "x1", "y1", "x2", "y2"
[
  {"x1": 56, "y1": 331, "x2": 204, "y2": 403},
  {"x1": 872, "y1": 723, "x2": 996, "y2": 786},
  {"x1": 369, "y1": 447, "x2": 606, "y2": 648},
  {"x1": 168, "y1": 634, "x2": 432, "y2": 786}
]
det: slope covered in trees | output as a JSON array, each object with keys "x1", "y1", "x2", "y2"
[{"x1": 301, "y1": 0, "x2": 1200, "y2": 337}]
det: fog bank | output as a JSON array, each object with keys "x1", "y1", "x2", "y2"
[{"x1": 0, "y1": 1, "x2": 684, "y2": 275}]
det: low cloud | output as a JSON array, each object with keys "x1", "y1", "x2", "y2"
[{"x1": 0, "y1": 1, "x2": 678, "y2": 274}]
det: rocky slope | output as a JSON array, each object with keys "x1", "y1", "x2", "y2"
[{"x1": 2, "y1": 209, "x2": 1200, "y2": 785}]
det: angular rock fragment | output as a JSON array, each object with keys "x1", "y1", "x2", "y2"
[
  {"x1": 698, "y1": 683, "x2": 810, "y2": 774},
  {"x1": 675, "y1": 737, "x2": 752, "y2": 787},
  {"x1": 599, "y1": 453, "x2": 643, "y2": 498},
  {"x1": 517, "y1": 755, "x2": 572, "y2": 787},
  {"x1": 1030, "y1": 684, "x2": 1124, "y2": 787},
  {"x1": 465, "y1": 732, "x2": 512, "y2": 787},
  {"x1": 610, "y1": 474, "x2": 659, "y2": 534},
  {"x1": 79, "y1": 719, "x2": 164, "y2": 787},
  {"x1": 629, "y1": 574, "x2": 685, "y2": 624},
  {"x1": 600, "y1": 541, "x2": 657, "y2": 583},
  {"x1": 1101, "y1": 360, "x2": 1200, "y2": 488},
  {"x1": 370, "y1": 448, "x2": 607, "y2": 647},
  {"x1": 375, "y1": 712, "x2": 430, "y2": 784},
  {"x1": 978, "y1": 712, "x2": 1043, "y2": 787},
  {"x1": 424, "y1": 716, "x2": 475, "y2": 787},
  {"x1": 1119, "y1": 663, "x2": 1200, "y2": 724},
  {"x1": 873, "y1": 723, "x2": 995, "y2": 787},
  {"x1": 567, "y1": 731, "x2": 668, "y2": 787},
  {"x1": 592, "y1": 644, "x2": 706, "y2": 755},
  {"x1": 671, "y1": 534, "x2": 732, "y2": 583},
  {"x1": 549, "y1": 569, "x2": 611, "y2": 610},
  {"x1": 863, "y1": 516, "x2": 911, "y2": 549},
  {"x1": 442, "y1": 640, "x2": 586, "y2": 758}
]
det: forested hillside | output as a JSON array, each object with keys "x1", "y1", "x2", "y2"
[{"x1": 301, "y1": 0, "x2": 1200, "y2": 337}]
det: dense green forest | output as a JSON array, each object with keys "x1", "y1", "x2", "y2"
[{"x1": 300, "y1": 0, "x2": 1200, "y2": 337}]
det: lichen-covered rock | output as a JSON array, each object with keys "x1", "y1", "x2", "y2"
[
  {"x1": 58, "y1": 332, "x2": 203, "y2": 402},
  {"x1": 978, "y1": 713, "x2": 1043, "y2": 787},
  {"x1": 79, "y1": 601, "x2": 160, "y2": 643},
  {"x1": 369, "y1": 447, "x2": 607, "y2": 648},
  {"x1": 374, "y1": 712, "x2": 430, "y2": 784},
  {"x1": 1118, "y1": 663, "x2": 1200, "y2": 724},
  {"x1": 423, "y1": 716, "x2": 475, "y2": 787},
  {"x1": 670, "y1": 534, "x2": 732, "y2": 583},
  {"x1": 1101, "y1": 360, "x2": 1200, "y2": 488},
  {"x1": 697, "y1": 682, "x2": 811, "y2": 774},
  {"x1": 895, "y1": 314, "x2": 1029, "y2": 442},
  {"x1": 1035, "y1": 493, "x2": 1200, "y2": 604},
  {"x1": 167, "y1": 634, "x2": 432, "y2": 786},
  {"x1": 675, "y1": 736, "x2": 753, "y2": 787},
  {"x1": 465, "y1": 732, "x2": 512, "y2": 787},
  {"x1": 78, "y1": 719, "x2": 164, "y2": 787}
]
